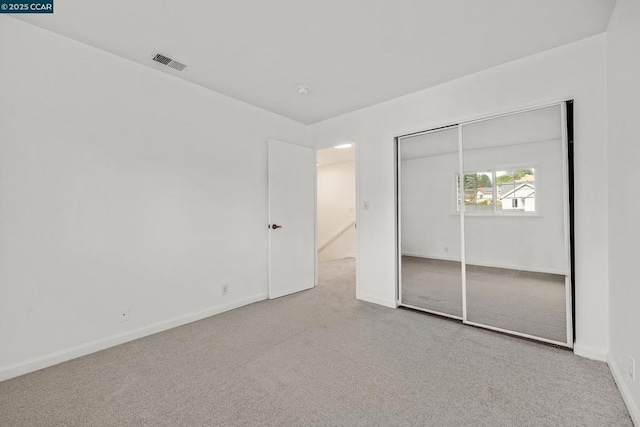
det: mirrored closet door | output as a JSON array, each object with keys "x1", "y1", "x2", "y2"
[
  {"x1": 398, "y1": 102, "x2": 573, "y2": 347},
  {"x1": 399, "y1": 126, "x2": 462, "y2": 318}
]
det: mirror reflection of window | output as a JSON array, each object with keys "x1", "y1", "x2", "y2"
[
  {"x1": 464, "y1": 171, "x2": 493, "y2": 212},
  {"x1": 496, "y1": 169, "x2": 535, "y2": 212},
  {"x1": 456, "y1": 168, "x2": 536, "y2": 213}
]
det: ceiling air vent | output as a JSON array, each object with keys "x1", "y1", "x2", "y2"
[{"x1": 152, "y1": 53, "x2": 188, "y2": 71}]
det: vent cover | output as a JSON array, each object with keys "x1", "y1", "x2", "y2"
[{"x1": 152, "y1": 53, "x2": 188, "y2": 71}]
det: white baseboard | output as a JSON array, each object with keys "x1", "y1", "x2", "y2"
[
  {"x1": 358, "y1": 292, "x2": 397, "y2": 309},
  {"x1": 608, "y1": 353, "x2": 640, "y2": 426},
  {"x1": 573, "y1": 343, "x2": 609, "y2": 362},
  {"x1": 0, "y1": 292, "x2": 268, "y2": 382},
  {"x1": 401, "y1": 252, "x2": 567, "y2": 276},
  {"x1": 401, "y1": 252, "x2": 460, "y2": 263}
]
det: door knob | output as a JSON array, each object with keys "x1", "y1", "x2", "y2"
[{"x1": 271, "y1": 224, "x2": 282, "y2": 230}]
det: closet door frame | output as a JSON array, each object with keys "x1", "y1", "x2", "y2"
[{"x1": 396, "y1": 100, "x2": 574, "y2": 348}]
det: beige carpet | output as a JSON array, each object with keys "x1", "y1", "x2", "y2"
[
  {"x1": 401, "y1": 257, "x2": 464, "y2": 317},
  {"x1": 401, "y1": 256, "x2": 567, "y2": 343},
  {"x1": 0, "y1": 258, "x2": 632, "y2": 426}
]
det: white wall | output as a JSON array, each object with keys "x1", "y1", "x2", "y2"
[
  {"x1": 401, "y1": 152, "x2": 461, "y2": 261},
  {"x1": 318, "y1": 226, "x2": 356, "y2": 263},
  {"x1": 464, "y1": 107, "x2": 567, "y2": 273},
  {"x1": 401, "y1": 105, "x2": 568, "y2": 275},
  {"x1": 309, "y1": 35, "x2": 609, "y2": 358},
  {"x1": 607, "y1": 0, "x2": 640, "y2": 422},
  {"x1": 317, "y1": 160, "x2": 356, "y2": 262},
  {"x1": 0, "y1": 17, "x2": 308, "y2": 380}
]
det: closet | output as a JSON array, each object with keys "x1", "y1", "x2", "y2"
[{"x1": 397, "y1": 102, "x2": 573, "y2": 346}]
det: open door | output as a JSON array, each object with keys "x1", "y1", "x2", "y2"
[{"x1": 268, "y1": 139, "x2": 316, "y2": 299}]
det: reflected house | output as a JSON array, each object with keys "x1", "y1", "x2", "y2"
[
  {"x1": 464, "y1": 187, "x2": 493, "y2": 205},
  {"x1": 499, "y1": 182, "x2": 535, "y2": 211},
  {"x1": 463, "y1": 186, "x2": 494, "y2": 212},
  {"x1": 475, "y1": 187, "x2": 493, "y2": 203}
]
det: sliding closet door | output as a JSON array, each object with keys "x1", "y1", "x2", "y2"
[
  {"x1": 461, "y1": 105, "x2": 571, "y2": 345},
  {"x1": 399, "y1": 127, "x2": 462, "y2": 318}
]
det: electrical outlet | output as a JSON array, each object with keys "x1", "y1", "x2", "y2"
[
  {"x1": 118, "y1": 307, "x2": 130, "y2": 323},
  {"x1": 222, "y1": 284, "x2": 229, "y2": 296},
  {"x1": 363, "y1": 201, "x2": 370, "y2": 211},
  {"x1": 444, "y1": 247, "x2": 449, "y2": 253},
  {"x1": 630, "y1": 356, "x2": 636, "y2": 381}
]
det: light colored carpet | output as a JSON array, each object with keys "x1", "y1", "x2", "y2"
[
  {"x1": 466, "y1": 265, "x2": 566, "y2": 343},
  {"x1": 401, "y1": 256, "x2": 567, "y2": 343},
  {"x1": 401, "y1": 257, "x2": 464, "y2": 316},
  {"x1": 0, "y1": 258, "x2": 632, "y2": 426}
]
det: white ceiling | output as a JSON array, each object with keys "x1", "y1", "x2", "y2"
[
  {"x1": 317, "y1": 144, "x2": 355, "y2": 166},
  {"x1": 16, "y1": 0, "x2": 615, "y2": 124}
]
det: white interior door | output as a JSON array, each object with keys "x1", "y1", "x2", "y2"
[{"x1": 268, "y1": 139, "x2": 316, "y2": 299}]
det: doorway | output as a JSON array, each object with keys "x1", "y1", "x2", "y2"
[{"x1": 316, "y1": 144, "x2": 357, "y2": 294}]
